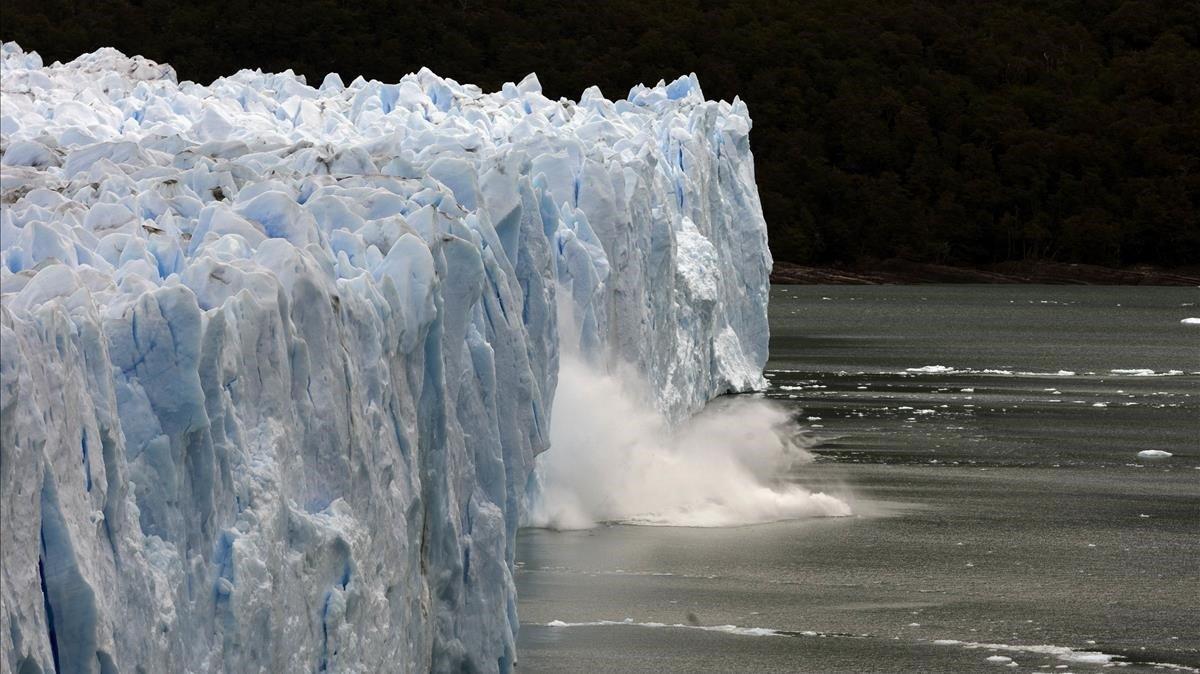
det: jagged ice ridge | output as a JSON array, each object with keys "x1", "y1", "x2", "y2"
[{"x1": 0, "y1": 43, "x2": 771, "y2": 673}]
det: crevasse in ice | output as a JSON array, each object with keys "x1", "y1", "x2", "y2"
[{"x1": 0, "y1": 43, "x2": 770, "y2": 673}]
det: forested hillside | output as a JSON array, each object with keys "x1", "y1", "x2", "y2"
[{"x1": 4, "y1": 0, "x2": 1197, "y2": 267}]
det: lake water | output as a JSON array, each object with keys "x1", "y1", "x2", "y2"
[{"x1": 515, "y1": 285, "x2": 1200, "y2": 673}]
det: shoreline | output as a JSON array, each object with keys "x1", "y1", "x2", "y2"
[{"x1": 771, "y1": 260, "x2": 1200, "y2": 286}]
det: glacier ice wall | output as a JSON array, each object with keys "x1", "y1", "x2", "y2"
[{"x1": 0, "y1": 43, "x2": 771, "y2": 673}]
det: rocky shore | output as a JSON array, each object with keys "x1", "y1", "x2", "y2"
[{"x1": 771, "y1": 260, "x2": 1200, "y2": 286}]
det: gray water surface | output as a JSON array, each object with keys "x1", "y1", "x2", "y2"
[{"x1": 516, "y1": 285, "x2": 1200, "y2": 673}]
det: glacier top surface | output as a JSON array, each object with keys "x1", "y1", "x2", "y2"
[{"x1": 1, "y1": 41, "x2": 755, "y2": 327}]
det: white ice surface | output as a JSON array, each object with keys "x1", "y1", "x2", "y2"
[{"x1": 0, "y1": 43, "x2": 771, "y2": 673}]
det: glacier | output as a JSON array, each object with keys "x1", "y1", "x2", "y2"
[{"x1": 0, "y1": 43, "x2": 771, "y2": 673}]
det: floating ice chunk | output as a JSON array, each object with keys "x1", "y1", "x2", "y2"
[
  {"x1": 1137, "y1": 450, "x2": 1173, "y2": 459},
  {"x1": 942, "y1": 640, "x2": 1123, "y2": 665},
  {"x1": 544, "y1": 619, "x2": 783, "y2": 637},
  {"x1": 1181, "y1": 317, "x2": 1200, "y2": 325},
  {"x1": 906, "y1": 365, "x2": 956, "y2": 373},
  {"x1": 1111, "y1": 368, "x2": 1184, "y2": 377}
]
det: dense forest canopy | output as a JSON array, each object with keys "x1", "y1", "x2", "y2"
[{"x1": 3, "y1": 0, "x2": 1198, "y2": 267}]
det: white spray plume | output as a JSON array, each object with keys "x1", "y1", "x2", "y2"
[{"x1": 526, "y1": 353, "x2": 852, "y2": 529}]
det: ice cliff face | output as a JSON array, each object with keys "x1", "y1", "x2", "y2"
[{"x1": 0, "y1": 43, "x2": 770, "y2": 673}]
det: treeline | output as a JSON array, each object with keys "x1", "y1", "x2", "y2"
[{"x1": 4, "y1": 0, "x2": 1198, "y2": 267}]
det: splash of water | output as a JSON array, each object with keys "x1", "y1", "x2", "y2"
[{"x1": 526, "y1": 354, "x2": 852, "y2": 529}]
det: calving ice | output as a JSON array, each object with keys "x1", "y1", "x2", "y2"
[{"x1": 0, "y1": 44, "x2": 773, "y2": 672}]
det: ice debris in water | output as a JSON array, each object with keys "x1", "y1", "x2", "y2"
[
  {"x1": 0, "y1": 43, "x2": 771, "y2": 672},
  {"x1": 906, "y1": 365, "x2": 957, "y2": 373},
  {"x1": 935, "y1": 640, "x2": 1122, "y2": 666},
  {"x1": 1137, "y1": 450, "x2": 1173, "y2": 459},
  {"x1": 546, "y1": 618, "x2": 783, "y2": 637}
]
